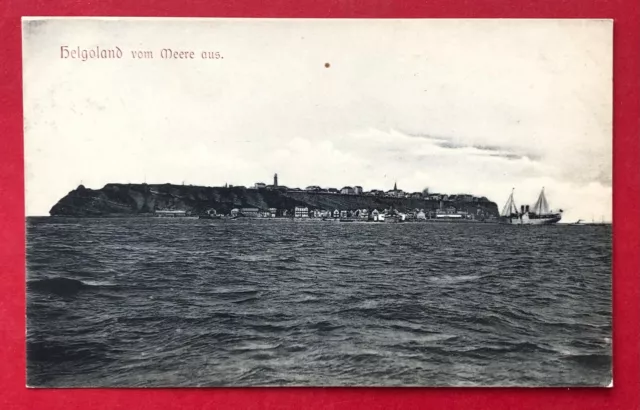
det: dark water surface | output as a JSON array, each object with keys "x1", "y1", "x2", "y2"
[{"x1": 26, "y1": 217, "x2": 612, "y2": 387}]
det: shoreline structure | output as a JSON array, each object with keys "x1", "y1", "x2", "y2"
[{"x1": 49, "y1": 174, "x2": 500, "y2": 222}]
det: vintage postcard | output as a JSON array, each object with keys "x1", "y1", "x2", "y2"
[{"x1": 23, "y1": 17, "x2": 612, "y2": 387}]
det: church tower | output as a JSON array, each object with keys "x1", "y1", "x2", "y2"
[{"x1": 394, "y1": 181, "x2": 397, "y2": 191}]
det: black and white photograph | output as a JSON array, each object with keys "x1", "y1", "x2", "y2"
[{"x1": 24, "y1": 18, "x2": 612, "y2": 387}]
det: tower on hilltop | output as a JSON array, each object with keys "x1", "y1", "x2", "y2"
[
  {"x1": 394, "y1": 181, "x2": 398, "y2": 190},
  {"x1": 274, "y1": 173, "x2": 278, "y2": 187}
]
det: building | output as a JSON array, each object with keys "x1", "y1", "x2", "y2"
[
  {"x1": 327, "y1": 188, "x2": 339, "y2": 194},
  {"x1": 387, "y1": 190, "x2": 404, "y2": 197},
  {"x1": 266, "y1": 184, "x2": 287, "y2": 190},
  {"x1": 340, "y1": 186, "x2": 355, "y2": 195},
  {"x1": 254, "y1": 182, "x2": 266, "y2": 189},
  {"x1": 359, "y1": 209, "x2": 369, "y2": 219},
  {"x1": 416, "y1": 210, "x2": 427, "y2": 220},
  {"x1": 387, "y1": 182, "x2": 404, "y2": 197},
  {"x1": 340, "y1": 210, "x2": 348, "y2": 218},
  {"x1": 268, "y1": 208, "x2": 277, "y2": 217},
  {"x1": 230, "y1": 208, "x2": 240, "y2": 217},
  {"x1": 240, "y1": 208, "x2": 260, "y2": 217},
  {"x1": 274, "y1": 173, "x2": 278, "y2": 187},
  {"x1": 294, "y1": 206, "x2": 309, "y2": 218},
  {"x1": 306, "y1": 185, "x2": 322, "y2": 191},
  {"x1": 353, "y1": 186, "x2": 363, "y2": 195},
  {"x1": 155, "y1": 209, "x2": 188, "y2": 217},
  {"x1": 410, "y1": 192, "x2": 423, "y2": 198},
  {"x1": 436, "y1": 213, "x2": 463, "y2": 219},
  {"x1": 371, "y1": 209, "x2": 385, "y2": 222}
]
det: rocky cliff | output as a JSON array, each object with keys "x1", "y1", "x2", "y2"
[{"x1": 49, "y1": 183, "x2": 500, "y2": 218}]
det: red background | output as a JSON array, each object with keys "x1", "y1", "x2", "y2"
[{"x1": 1, "y1": 1, "x2": 638, "y2": 409}]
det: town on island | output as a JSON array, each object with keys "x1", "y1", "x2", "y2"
[
  {"x1": 50, "y1": 172, "x2": 500, "y2": 223},
  {"x1": 149, "y1": 173, "x2": 497, "y2": 223}
]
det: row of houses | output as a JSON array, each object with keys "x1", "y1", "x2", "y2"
[
  {"x1": 243, "y1": 179, "x2": 489, "y2": 204},
  {"x1": 238, "y1": 174, "x2": 489, "y2": 204},
  {"x1": 290, "y1": 206, "x2": 485, "y2": 220},
  {"x1": 300, "y1": 188, "x2": 487, "y2": 203},
  {"x1": 253, "y1": 184, "x2": 485, "y2": 203},
  {"x1": 221, "y1": 203, "x2": 492, "y2": 217},
  {"x1": 229, "y1": 207, "x2": 278, "y2": 218},
  {"x1": 294, "y1": 207, "x2": 489, "y2": 220}
]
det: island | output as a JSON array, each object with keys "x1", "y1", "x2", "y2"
[{"x1": 49, "y1": 182, "x2": 500, "y2": 222}]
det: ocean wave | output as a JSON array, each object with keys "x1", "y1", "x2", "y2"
[
  {"x1": 308, "y1": 320, "x2": 344, "y2": 332},
  {"x1": 27, "y1": 277, "x2": 118, "y2": 297},
  {"x1": 458, "y1": 341, "x2": 557, "y2": 357},
  {"x1": 427, "y1": 274, "x2": 481, "y2": 283},
  {"x1": 230, "y1": 341, "x2": 283, "y2": 352},
  {"x1": 232, "y1": 296, "x2": 260, "y2": 304},
  {"x1": 210, "y1": 289, "x2": 260, "y2": 298}
]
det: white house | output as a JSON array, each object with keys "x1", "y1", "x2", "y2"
[{"x1": 294, "y1": 206, "x2": 309, "y2": 218}]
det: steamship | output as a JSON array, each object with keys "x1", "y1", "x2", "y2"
[{"x1": 500, "y1": 188, "x2": 562, "y2": 225}]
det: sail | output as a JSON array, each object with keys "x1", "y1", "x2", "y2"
[
  {"x1": 501, "y1": 190, "x2": 518, "y2": 216},
  {"x1": 532, "y1": 188, "x2": 550, "y2": 215}
]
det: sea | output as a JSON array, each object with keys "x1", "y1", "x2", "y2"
[{"x1": 26, "y1": 217, "x2": 612, "y2": 387}]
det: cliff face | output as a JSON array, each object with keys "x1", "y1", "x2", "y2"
[{"x1": 49, "y1": 184, "x2": 500, "y2": 218}]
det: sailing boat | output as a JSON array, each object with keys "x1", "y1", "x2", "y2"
[{"x1": 500, "y1": 188, "x2": 563, "y2": 225}]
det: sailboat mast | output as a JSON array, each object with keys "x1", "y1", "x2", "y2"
[{"x1": 501, "y1": 188, "x2": 518, "y2": 216}]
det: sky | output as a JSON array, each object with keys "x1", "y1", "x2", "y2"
[{"x1": 23, "y1": 18, "x2": 612, "y2": 221}]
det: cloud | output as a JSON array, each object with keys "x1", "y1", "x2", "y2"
[{"x1": 399, "y1": 132, "x2": 542, "y2": 162}]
